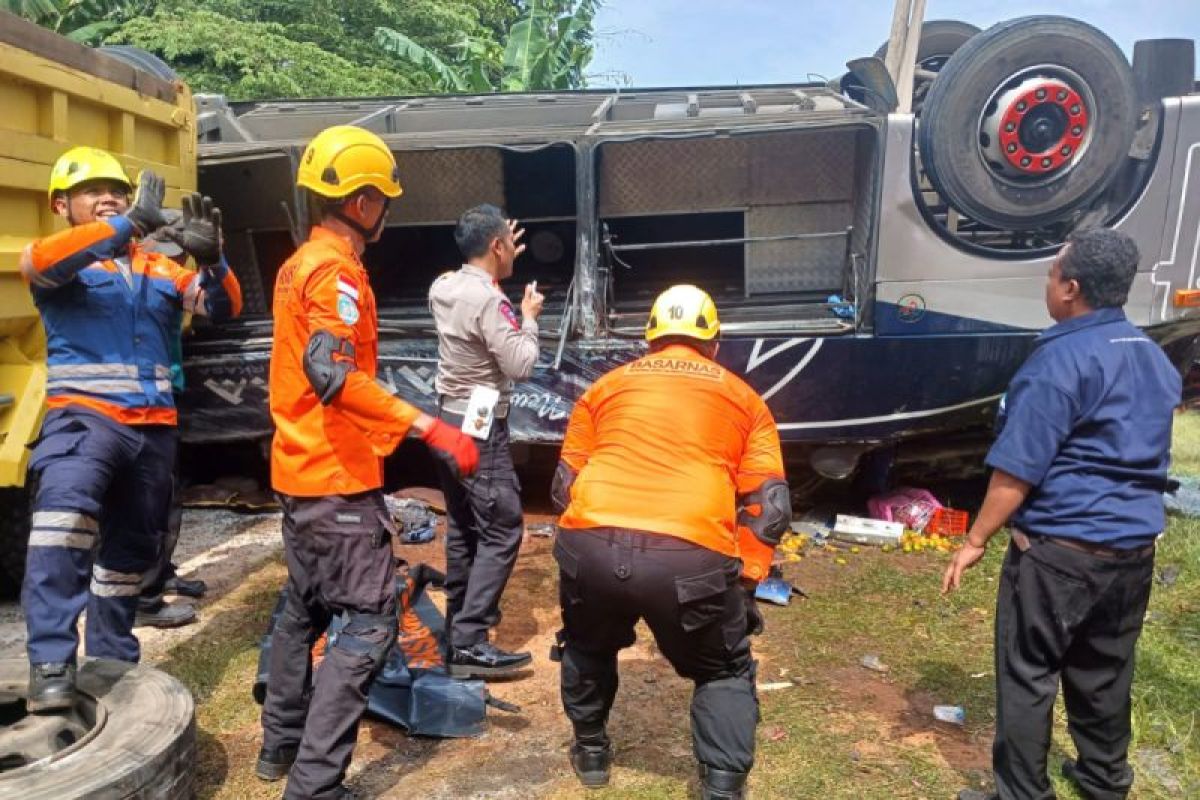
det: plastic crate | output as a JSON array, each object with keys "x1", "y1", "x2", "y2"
[{"x1": 926, "y1": 507, "x2": 968, "y2": 536}]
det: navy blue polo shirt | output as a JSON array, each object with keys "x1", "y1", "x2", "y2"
[{"x1": 987, "y1": 307, "x2": 1182, "y2": 548}]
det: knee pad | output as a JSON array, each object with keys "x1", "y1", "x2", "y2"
[{"x1": 330, "y1": 612, "x2": 397, "y2": 669}]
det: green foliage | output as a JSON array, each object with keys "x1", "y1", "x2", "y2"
[
  {"x1": 5, "y1": 0, "x2": 599, "y2": 98},
  {"x1": 109, "y1": 9, "x2": 416, "y2": 99}
]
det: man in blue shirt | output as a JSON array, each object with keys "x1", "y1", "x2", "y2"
[{"x1": 944, "y1": 227, "x2": 1181, "y2": 800}]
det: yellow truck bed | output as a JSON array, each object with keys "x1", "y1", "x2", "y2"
[{"x1": 0, "y1": 11, "x2": 196, "y2": 486}]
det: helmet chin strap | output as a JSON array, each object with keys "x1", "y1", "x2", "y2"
[{"x1": 332, "y1": 198, "x2": 390, "y2": 242}]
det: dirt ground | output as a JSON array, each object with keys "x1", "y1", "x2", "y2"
[{"x1": 0, "y1": 503, "x2": 994, "y2": 799}]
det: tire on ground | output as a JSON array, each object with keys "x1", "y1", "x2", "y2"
[
  {"x1": 0, "y1": 487, "x2": 31, "y2": 598},
  {"x1": 96, "y1": 45, "x2": 179, "y2": 82},
  {"x1": 0, "y1": 659, "x2": 195, "y2": 799},
  {"x1": 917, "y1": 16, "x2": 1138, "y2": 230}
]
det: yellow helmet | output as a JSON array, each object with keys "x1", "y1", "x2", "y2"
[
  {"x1": 297, "y1": 125, "x2": 402, "y2": 200},
  {"x1": 645, "y1": 284, "x2": 720, "y2": 342},
  {"x1": 47, "y1": 147, "x2": 132, "y2": 208}
]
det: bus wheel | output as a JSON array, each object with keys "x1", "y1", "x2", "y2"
[{"x1": 918, "y1": 16, "x2": 1138, "y2": 231}]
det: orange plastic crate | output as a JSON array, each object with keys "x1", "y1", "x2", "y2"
[{"x1": 927, "y1": 507, "x2": 968, "y2": 536}]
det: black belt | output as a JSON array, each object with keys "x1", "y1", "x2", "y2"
[{"x1": 1013, "y1": 529, "x2": 1155, "y2": 559}]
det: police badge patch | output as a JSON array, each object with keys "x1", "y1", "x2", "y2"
[
  {"x1": 337, "y1": 293, "x2": 360, "y2": 325},
  {"x1": 499, "y1": 300, "x2": 520, "y2": 331}
]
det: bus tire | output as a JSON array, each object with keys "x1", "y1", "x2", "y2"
[
  {"x1": 918, "y1": 16, "x2": 1138, "y2": 230},
  {"x1": 0, "y1": 658, "x2": 195, "y2": 799}
]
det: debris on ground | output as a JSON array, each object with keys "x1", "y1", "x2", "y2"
[
  {"x1": 899, "y1": 530, "x2": 961, "y2": 553},
  {"x1": 385, "y1": 495, "x2": 440, "y2": 544},
  {"x1": 755, "y1": 575, "x2": 807, "y2": 606},
  {"x1": 393, "y1": 486, "x2": 447, "y2": 514},
  {"x1": 757, "y1": 681, "x2": 794, "y2": 692},
  {"x1": 859, "y1": 654, "x2": 890, "y2": 673},
  {"x1": 832, "y1": 514, "x2": 903, "y2": 547},
  {"x1": 1156, "y1": 565, "x2": 1180, "y2": 587},
  {"x1": 526, "y1": 522, "x2": 556, "y2": 537},
  {"x1": 1164, "y1": 475, "x2": 1200, "y2": 517},
  {"x1": 933, "y1": 705, "x2": 966, "y2": 725},
  {"x1": 868, "y1": 487, "x2": 942, "y2": 531},
  {"x1": 180, "y1": 478, "x2": 279, "y2": 512}
]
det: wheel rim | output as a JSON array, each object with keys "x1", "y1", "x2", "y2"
[
  {"x1": 977, "y1": 65, "x2": 1095, "y2": 186},
  {"x1": 0, "y1": 684, "x2": 107, "y2": 774}
]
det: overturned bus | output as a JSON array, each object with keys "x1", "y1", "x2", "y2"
[{"x1": 182, "y1": 16, "x2": 1200, "y2": 485}]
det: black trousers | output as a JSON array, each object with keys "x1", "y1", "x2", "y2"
[
  {"x1": 993, "y1": 537, "x2": 1155, "y2": 800},
  {"x1": 434, "y1": 413, "x2": 523, "y2": 649},
  {"x1": 260, "y1": 492, "x2": 398, "y2": 800},
  {"x1": 555, "y1": 528, "x2": 758, "y2": 774}
]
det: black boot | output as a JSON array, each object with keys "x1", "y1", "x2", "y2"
[
  {"x1": 165, "y1": 574, "x2": 207, "y2": 598},
  {"x1": 27, "y1": 662, "x2": 77, "y2": 714},
  {"x1": 255, "y1": 743, "x2": 298, "y2": 781},
  {"x1": 448, "y1": 642, "x2": 532, "y2": 678},
  {"x1": 569, "y1": 734, "x2": 613, "y2": 789},
  {"x1": 700, "y1": 764, "x2": 748, "y2": 800}
]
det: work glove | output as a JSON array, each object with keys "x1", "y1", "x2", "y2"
[
  {"x1": 744, "y1": 585, "x2": 764, "y2": 636},
  {"x1": 165, "y1": 193, "x2": 223, "y2": 266},
  {"x1": 421, "y1": 417, "x2": 480, "y2": 478},
  {"x1": 126, "y1": 170, "x2": 169, "y2": 236}
]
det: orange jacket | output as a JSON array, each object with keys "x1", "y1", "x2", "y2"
[
  {"x1": 269, "y1": 225, "x2": 422, "y2": 496},
  {"x1": 557, "y1": 344, "x2": 785, "y2": 580}
]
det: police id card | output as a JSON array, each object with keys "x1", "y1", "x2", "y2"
[{"x1": 462, "y1": 385, "x2": 500, "y2": 440}]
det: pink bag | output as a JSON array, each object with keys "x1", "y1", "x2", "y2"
[{"x1": 867, "y1": 488, "x2": 943, "y2": 532}]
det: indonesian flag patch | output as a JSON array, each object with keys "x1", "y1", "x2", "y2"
[{"x1": 336, "y1": 275, "x2": 360, "y2": 325}]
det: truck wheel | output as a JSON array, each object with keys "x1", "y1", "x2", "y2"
[
  {"x1": 96, "y1": 46, "x2": 179, "y2": 82},
  {"x1": 0, "y1": 487, "x2": 31, "y2": 598},
  {"x1": 0, "y1": 658, "x2": 195, "y2": 799},
  {"x1": 918, "y1": 16, "x2": 1138, "y2": 230},
  {"x1": 874, "y1": 19, "x2": 981, "y2": 73}
]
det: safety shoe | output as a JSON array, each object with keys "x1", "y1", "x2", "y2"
[
  {"x1": 165, "y1": 574, "x2": 207, "y2": 598},
  {"x1": 27, "y1": 662, "x2": 77, "y2": 714},
  {"x1": 448, "y1": 642, "x2": 532, "y2": 678},
  {"x1": 135, "y1": 599, "x2": 197, "y2": 628},
  {"x1": 699, "y1": 764, "x2": 748, "y2": 800},
  {"x1": 570, "y1": 740, "x2": 613, "y2": 788},
  {"x1": 255, "y1": 743, "x2": 298, "y2": 781}
]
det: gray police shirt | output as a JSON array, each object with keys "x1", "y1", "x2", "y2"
[{"x1": 428, "y1": 263, "x2": 538, "y2": 399}]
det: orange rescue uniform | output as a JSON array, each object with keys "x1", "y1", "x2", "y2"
[
  {"x1": 269, "y1": 225, "x2": 422, "y2": 496},
  {"x1": 557, "y1": 343, "x2": 785, "y2": 580}
]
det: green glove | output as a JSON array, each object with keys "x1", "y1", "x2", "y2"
[{"x1": 165, "y1": 193, "x2": 223, "y2": 266}]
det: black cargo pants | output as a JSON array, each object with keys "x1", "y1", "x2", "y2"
[
  {"x1": 554, "y1": 528, "x2": 758, "y2": 774},
  {"x1": 260, "y1": 491, "x2": 398, "y2": 800},
  {"x1": 992, "y1": 535, "x2": 1155, "y2": 800},
  {"x1": 434, "y1": 411, "x2": 523, "y2": 649}
]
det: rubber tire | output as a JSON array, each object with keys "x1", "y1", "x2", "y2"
[
  {"x1": 0, "y1": 658, "x2": 195, "y2": 799},
  {"x1": 97, "y1": 45, "x2": 179, "y2": 82},
  {"x1": 0, "y1": 487, "x2": 31, "y2": 599},
  {"x1": 918, "y1": 16, "x2": 1138, "y2": 230},
  {"x1": 874, "y1": 19, "x2": 981, "y2": 67}
]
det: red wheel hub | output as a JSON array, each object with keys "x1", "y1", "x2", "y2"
[{"x1": 997, "y1": 79, "x2": 1088, "y2": 175}]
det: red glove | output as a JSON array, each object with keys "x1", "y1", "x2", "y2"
[{"x1": 421, "y1": 418, "x2": 479, "y2": 477}]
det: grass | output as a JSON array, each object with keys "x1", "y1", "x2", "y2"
[{"x1": 169, "y1": 415, "x2": 1200, "y2": 799}]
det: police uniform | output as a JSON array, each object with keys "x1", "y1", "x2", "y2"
[
  {"x1": 428, "y1": 264, "x2": 537, "y2": 651},
  {"x1": 985, "y1": 306, "x2": 1180, "y2": 800},
  {"x1": 20, "y1": 213, "x2": 241, "y2": 665},
  {"x1": 552, "y1": 296, "x2": 788, "y2": 798},
  {"x1": 262, "y1": 224, "x2": 419, "y2": 800}
]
